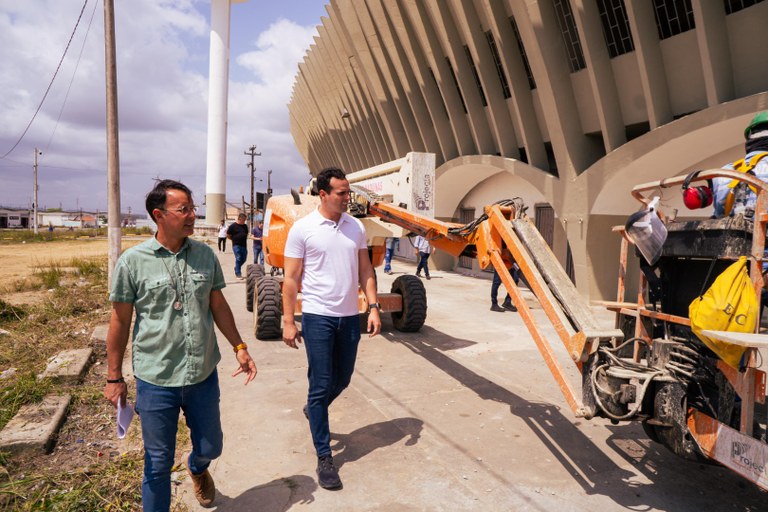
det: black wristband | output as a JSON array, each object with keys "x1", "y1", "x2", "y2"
[{"x1": 106, "y1": 377, "x2": 125, "y2": 384}]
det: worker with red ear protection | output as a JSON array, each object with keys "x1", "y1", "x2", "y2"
[
  {"x1": 681, "y1": 170, "x2": 713, "y2": 209},
  {"x1": 711, "y1": 112, "x2": 768, "y2": 218}
]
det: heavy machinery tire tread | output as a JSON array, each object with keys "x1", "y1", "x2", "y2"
[
  {"x1": 255, "y1": 276, "x2": 282, "y2": 340},
  {"x1": 246, "y1": 266, "x2": 266, "y2": 313},
  {"x1": 390, "y1": 275, "x2": 427, "y2": 332},
  {"x1": 246, "y1": 273, "x2": 255, "y2": 312}
]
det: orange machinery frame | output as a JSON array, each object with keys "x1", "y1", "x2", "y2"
[
  {"x1": 609, "y1": 169, "x2": 768, "y2": 489},
  {"x1": 368, "y1": 199, "x2": 619, "y2": 418}
]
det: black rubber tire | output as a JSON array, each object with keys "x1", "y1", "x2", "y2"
[
  {"x1": 390, "y1": 275, "x2": 427, "y2": 332},
  {"x1": 254, "y1": 276, "x2": 282, "y2": 340},
  {"x1": 245, "y1": 266, "x2": 265, "y2": 313},
  {"x1": 246, "y1": 273, "x2": 255, "y2": 312},
  {"x1": 641, "y1": 420, "x2": 661, "y2": 444}
]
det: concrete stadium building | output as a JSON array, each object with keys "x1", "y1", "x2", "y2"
[{"x1": 287, "y1": 0, "x2": 768, "y2": 300}]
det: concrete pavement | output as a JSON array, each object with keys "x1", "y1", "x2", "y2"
[{"x1": 181, "y1": 247, "x2": 767, "y2": 511}]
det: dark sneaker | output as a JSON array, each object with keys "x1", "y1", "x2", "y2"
[
  {"x1": 502, "y1": 302, "x2": 517, "y2": 312},
  {"x1": 303, "y1": 404, "x2": 309, "y2": 420},
  {"x1": 317, "y1": 455, "x2": 342, "y2": 489},
  {"x1": 490, "y1": 304, "x2": 505, "y2": 312},
  {"x1": 415, "y1": 273, "x2": 422, "y2": 278},
  {"x1": 425, "y1": 275, "x2": 431, "y2": 280}
]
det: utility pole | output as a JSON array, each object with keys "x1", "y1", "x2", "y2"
[
  {"x1": 33, "y1": 148, "x2": 41, "y2": 234},
  {"x1": 104, "y1": 0, "x2": 121, "y2": 287},
  {"x1": 266, "y1": 169, "x2": 273, "y2": 203},
  {"x1": 244, "y1": 145, "x2": 261, "y2": 231}
]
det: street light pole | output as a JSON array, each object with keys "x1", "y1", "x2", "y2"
[
  {"x1": 266, "y1": 169, "x2": 273, "y2": 202},
  {"x1": 244, "y1": 145, "x2": 261, "y2": 231}
]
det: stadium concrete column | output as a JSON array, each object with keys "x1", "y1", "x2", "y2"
[
  {"x1": 691, "y1": 0, "x2": 734, "y2": 106},
  {"x1": 625, "y1": 0, "x2": 672, "y2": 129},
  {"x1": 205, "y1": 0, "x2": 247, "y2": 225},
  {"x1": 571, "y1": 0, "x2": 626, "y2": 152}
]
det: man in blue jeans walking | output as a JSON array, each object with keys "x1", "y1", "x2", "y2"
[
  {"x1": 282, "y1": 167, "x2": 381, "y2": 490},
  {"x1": 250, "y1": 220, "x2": 264, "y2": 265},
  {"x1": 227, "y1": 213, "x2": 249, "y2": 278},
  {"x1": 104, "y1": 180, "x2": 257, "y2": 511},
  {"x1": 383, "y1": 237, "x2": 398, "y2": 274}
]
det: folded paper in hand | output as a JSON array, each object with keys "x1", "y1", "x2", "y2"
[{"x1": 117, "y1": 397, "x2": 135, "y2": 439}]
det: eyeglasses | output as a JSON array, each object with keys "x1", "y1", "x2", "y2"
[{"x1": 163, "y1": 205, "x2": 198, "y2": 215}]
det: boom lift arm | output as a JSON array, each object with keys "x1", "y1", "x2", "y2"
[{"x1": 355, "y1": 188, "x2": 624, "y2": 419}]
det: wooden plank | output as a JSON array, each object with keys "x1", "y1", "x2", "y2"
[
  {"x1": 701, "y1": 330, "x2": 768, "y2": 349},
  {"x1": 512, "y1": 218, "x2": 602, "y2": 333}
]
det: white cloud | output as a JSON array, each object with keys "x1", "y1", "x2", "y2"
[{"x1": 0, "y1": 1, "x2": 315, "y2": 216}]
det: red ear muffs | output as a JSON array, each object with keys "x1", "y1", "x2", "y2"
[{"x1": 682, "y1": 170, "x2": 713, "y2": 209}]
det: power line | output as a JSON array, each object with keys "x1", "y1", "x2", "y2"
[
  {"x1": 0, "y1": 0, "x2": 90, "y2": 160},
  {"x1": 44, "y1": 0, "x2": 100, "y2": 155}
]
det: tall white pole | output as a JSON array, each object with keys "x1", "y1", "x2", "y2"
[
  {"x1": 33, "y1": 148, "x2": 40, "y2": 234},
  {"x1": 205, "y1": 0, "x2": 232, "y2": 226}
]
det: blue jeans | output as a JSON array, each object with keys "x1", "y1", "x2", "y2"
[
  {"x1": 253, "y1": 246, "x2": 264, "y2": 265},
  {"x1": 384, "y1": 247, "x2": 394, "y2": 272},
  {"x1": 491, "y1": 267, "x2": 519, "y2": 305},
  {"x1": 301, "y1": 313, "x2": 361, "y2": 457},
  {"x1": 135, "y1": 371, "x2": 223, "y2": 512},
  {"x1": 232, "y1": 245, "x2": 247, "y2": 277},
  {"x1": 416, "y1": 252, "x2": 430, "y2": 277}
]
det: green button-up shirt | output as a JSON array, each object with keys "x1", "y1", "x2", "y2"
[{"x1": 109, "y1": 236, "x2": 226, "y2": 387}]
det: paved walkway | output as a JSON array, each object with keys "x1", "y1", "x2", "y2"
[{"x1": 180, "y1": 248, "x2": 766, "y2": 511}]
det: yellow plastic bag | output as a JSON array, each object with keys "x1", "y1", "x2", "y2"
[{"x1": 689, "y1": 256, "x2": 758, "y2": 369}]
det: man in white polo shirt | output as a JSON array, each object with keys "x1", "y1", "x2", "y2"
[{"x1": 282, "y1": 167, "x2": 381, "y2": 490}]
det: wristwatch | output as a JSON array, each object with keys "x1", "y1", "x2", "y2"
[{"x1": 368, "y1": 302, "x2": 381, "y2": 312}]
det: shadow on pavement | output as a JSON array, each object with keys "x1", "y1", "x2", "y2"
[
  {"x1": 381, "y1": 326, "x2": 766, "y2": 510},
  {"x1": 332, "y1": 417, "x2": 423, "y2": 468},
  {"x1": 212, "y1": 474, "x2": 317, "y2": 511}
]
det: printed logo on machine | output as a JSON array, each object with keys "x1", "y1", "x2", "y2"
[
  {"x1": 415, "y1": 174, "x2": 433, "y2": 211},
  {"x1": 731, "y1": 440, "x2": 767, "y2": 476}
]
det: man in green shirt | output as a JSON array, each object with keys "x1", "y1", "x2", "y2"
[{"x1": 103, "y1": 180, "x2": 257, "y2": 511}]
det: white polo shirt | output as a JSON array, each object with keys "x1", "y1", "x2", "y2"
[{"x1": 285, "y1": 208, "x2": 367, "y2": 317}]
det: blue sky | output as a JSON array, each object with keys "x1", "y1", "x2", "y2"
[{"x1": 0, "y1": 0, "x2": 329, "y2": 215}]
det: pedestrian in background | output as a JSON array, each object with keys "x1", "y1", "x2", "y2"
[
  {"x1": 282, "y1": 167, "x2": 381, "y2": 490},
  {"x1": 250, "y1": 220, "x2": 264, "y2": 265},
  {"x1": 413, "y1": 234, "x2": 431, "y2": 280},
  {"x1": 383, "y1": 236, "x2": 398, "y2": 274},
  {"x1": 491, "y1": 248, "x2": 520, "y2": 312},
  {"x1": 227, "y1": 213, "x2": 249, "y2": 278},
  {"x1": 104, "y1": 179, "x2": 257, "y2": 511},
  {"x1": 217, "y1": 219, "x2": 228, "y2": 253}
]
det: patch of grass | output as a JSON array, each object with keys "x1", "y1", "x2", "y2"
[
  {"x1": 34, "y1": 263, "x2": 63, "y2": 289},
  {"x1": 0, "y1": 373, "x2": 52, "y2": 431},
  {"x1": 124, "y1": 226, "x2": 153, "y2": 236},
  {"x1": 0, "y1": 299, "x2": 26, "y2": 322},
  {"x1": 0, "y1": 451, "x2": 145, "y2": 511},
  {"x1": 68, "y1": 256, "x2": 107, "y2": 279},
  {"x1": 0, "y1": 226, "x2": 153, "y2": 245}
]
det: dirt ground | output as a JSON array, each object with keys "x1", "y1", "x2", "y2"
[
  {"x1": 0, "y1": 237, "x2": 188, "y2": 510},
  {"x1": 0, "y1": 238, "x2": 144, "y2": 283}
]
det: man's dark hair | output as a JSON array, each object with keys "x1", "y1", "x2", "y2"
[
  {"x1": 145, "y1": 179, "x2": 193, "y2": 221},
  {"x1": 316, "y1": 167, "x2": 347, "y2": 194}
]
